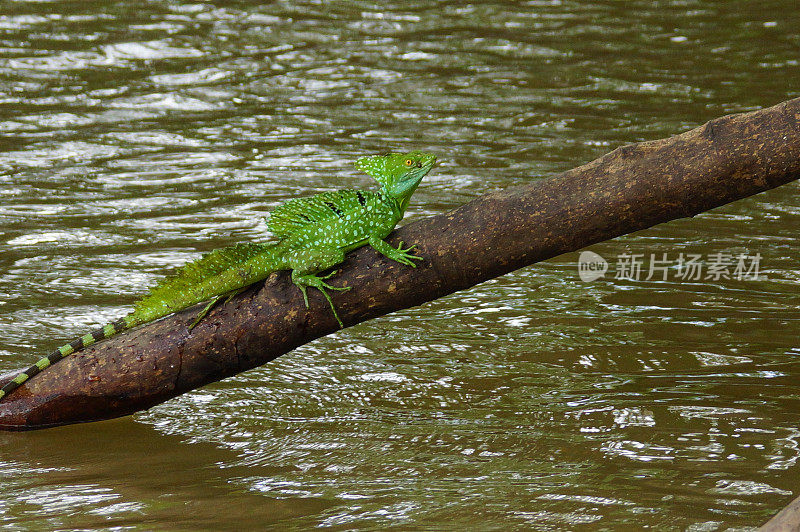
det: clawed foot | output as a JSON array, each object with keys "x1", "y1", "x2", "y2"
[
  {"x1": 319, "y1": 269, "x2": 339, "y2": 281},
  {"x1": 293, "y1": 272, "x2": 350, "y2": 327},
  {"x1": 387, "y1": 241, "x2": 423, "y2": 268},
  {"x1": 295, "y1": 274, "x2": 350, "y2": 307}
]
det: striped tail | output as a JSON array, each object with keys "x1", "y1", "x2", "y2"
[
  {"x1": 0, "y1": 242, "x2": 280, "y2": 402},
  {"x1": 0, "y1": 315, "x2": 137, "y2": 401}
]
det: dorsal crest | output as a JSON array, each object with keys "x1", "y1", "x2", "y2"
[{"x1": 267, "y1": 190, "x2": 381, "y2": 239}]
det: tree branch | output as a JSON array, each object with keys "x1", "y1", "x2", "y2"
[{"x1": 1, "y1": 98, "x2": 799, "y2": 430}]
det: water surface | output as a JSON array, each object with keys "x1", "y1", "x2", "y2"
[{"x1": 0, "y1": 1, "x2": 799, "y2": 529}]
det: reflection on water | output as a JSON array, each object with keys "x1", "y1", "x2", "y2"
[
  {"x1": 1, "y1": 0, "x2": 799, "y2": 529},
  {"x1": 0, "y1": 419, "x2": 331, "y2": 530}
]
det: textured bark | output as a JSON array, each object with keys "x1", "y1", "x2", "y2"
[
  {"x1": 1, "y1": 98, "x2": 799, "y2": 431},
  {"x1": 761, "y1": 493, "x2": 800, "y2": 531}
]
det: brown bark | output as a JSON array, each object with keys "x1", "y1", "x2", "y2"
[
  {"x1": 1, "y1": 98, "x2": 799, "y2": 431},
  {"x1": 761, "y1": 492, "x2": 800, "y2": 531}
]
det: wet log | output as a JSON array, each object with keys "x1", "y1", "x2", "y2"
[
  {"x1": 761, "y1": 492, "x2": 800, "y2": 531},
  {"x1": 1, "y1": 98, "x2": 799, "y2": 431}
]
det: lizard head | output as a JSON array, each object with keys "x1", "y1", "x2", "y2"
[{"x1": 356, "y1": 150, "x2": 436, "y2": 210}]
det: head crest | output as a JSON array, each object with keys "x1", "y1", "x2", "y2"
[{"x1": 356, "y1": 150, "x2": 436, "y2": 191}]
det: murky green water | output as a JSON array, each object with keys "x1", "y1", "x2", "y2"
[{"x1": 0, "y1": 1, "x2": 798, "y2": 529}]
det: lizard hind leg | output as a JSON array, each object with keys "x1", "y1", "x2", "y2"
[
  {"x1": 289, "y1": 248, "x2": 351, "y2": 327},
  {"x1": 188, "y1": 287, "x2": 247, "y2": 331}
]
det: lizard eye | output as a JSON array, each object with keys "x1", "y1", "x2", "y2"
[{"x1": 404, "y1": 159, "x2": 414, "y2": 166}]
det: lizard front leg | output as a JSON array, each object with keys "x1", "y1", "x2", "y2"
[
  {"x1": 289, "y1": 248, "x2": 351, "y2": 327},
  {"x1": 368, "y1": 234, "x2": 423, "y2": 267}
]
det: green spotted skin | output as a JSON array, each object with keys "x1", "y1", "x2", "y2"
[{"x1": 0, "y1": 150, "x2": 436, "y2": 402}]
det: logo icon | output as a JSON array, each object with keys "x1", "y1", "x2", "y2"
[{"x1": 578, "y1": 251, "x2": 608, "y2": 282}]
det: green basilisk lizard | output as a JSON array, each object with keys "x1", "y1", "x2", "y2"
[{"x1": 0, "y1": 150, "x2": 436, "y2": 401}]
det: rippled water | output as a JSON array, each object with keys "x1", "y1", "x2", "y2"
[{"x1": 0, "y1": 1, "x2": 799, "y2": 529}]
